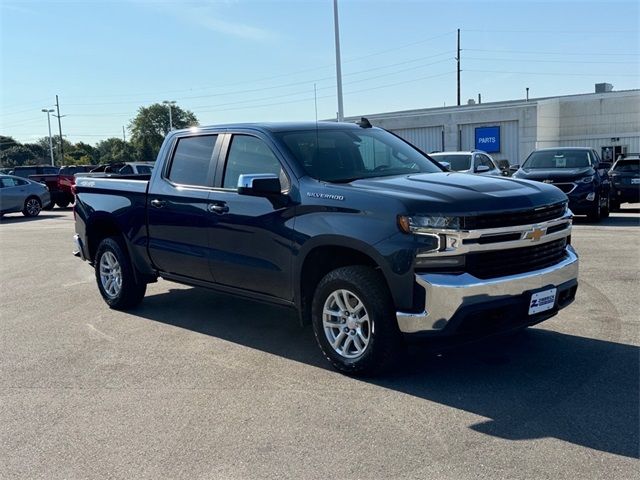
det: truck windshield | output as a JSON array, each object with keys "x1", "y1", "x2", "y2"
[
  {"x1": 431, "y1": 154, "x2": 472, "y2": 171},
  {"x1": 523, "y1": 150, "x2": 591, "y2": 169},
  {"x1": 613, "y1": 159, "x2": 640, "y2": 172},
  {"x1": 275, "y1": 128, "x2": 442, "y2": 182}
]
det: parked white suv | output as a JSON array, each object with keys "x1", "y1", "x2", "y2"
[{"x1": 429, "y1": 151, "x2": 502, "y2": 176}]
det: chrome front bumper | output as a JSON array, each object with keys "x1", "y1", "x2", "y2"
[{"x1": 396, "y1": 245, "x2": 579, "y2": 334}]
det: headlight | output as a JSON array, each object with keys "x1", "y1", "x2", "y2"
[
  {"x1": 397, "y1": 215, "x2": 461, "y2": 234},
  {"x1": 580, "y1": 175, "x2": 594, "y2": 183}
]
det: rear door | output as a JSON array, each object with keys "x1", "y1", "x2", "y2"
[
  {"x1": 146, "y1": 133, "x2": 221, "y2": 282},
  {"x1": 206, "y1": 132, "x2": 296, "y2": 300},
  {"x1": 0, "y1": 177, "x2": 25, "y2": 211}
]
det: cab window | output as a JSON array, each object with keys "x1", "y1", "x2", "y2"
[
  {"x1": 223, "y1": 135, "x2": 289, "y2": 191},
  {"x1": 167, "y1": 135, "x2": 218, "y2": 187}
]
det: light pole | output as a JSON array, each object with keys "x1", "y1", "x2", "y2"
[
  {"x1": 162, "y1": 100, "x2": 177, "y2": 132},
  {"x1": 42, "y1": 109, "x2": 55, "y2": 166},
  {"x1": 333, "y1": 0, "x2": 344, "y2": 121}
]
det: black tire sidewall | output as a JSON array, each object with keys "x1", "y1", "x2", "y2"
[
  {"x1": 94, "y1": 237, "x2": 145, "y2": 310},
  {"x1": 22, "y1": 197, "x2": 42, "y2": 217},
  {"x1": 311, "y1": 266, "x2": 399, "y2": 374}
]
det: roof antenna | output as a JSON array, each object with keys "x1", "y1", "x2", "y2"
[
  {"x1": 314, "y1": 83, "x2": 320, "y2": 163},
  {"x1": 356, "y1": 117, "x2": 372, "y2": 128}
]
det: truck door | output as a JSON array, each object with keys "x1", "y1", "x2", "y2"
[
  {"x1": 146, "y1": 134, "x2": 220, "y2": 282},
  {"x1": 206, "y1": 133, "x2": 296, "y2": 301}
]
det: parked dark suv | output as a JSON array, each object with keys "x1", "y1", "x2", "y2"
[
  {"x1": 609, "y1": 154, "x2": 640, "y2": 210},
  {"x1": 511, "y1": 147, "x2": 611, "y2": 221}
]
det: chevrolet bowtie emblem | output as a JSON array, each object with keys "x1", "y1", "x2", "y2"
[
  {"x1": 543, "y1": 179, "x2": 553, "y2": 183},
  {"x1": 524, "y1": 228, "x2": 546, "y2": 241}
]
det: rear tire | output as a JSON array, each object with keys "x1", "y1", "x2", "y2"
[
  {"x1": 22, "y1": 197, "x2": 42, "y2": 217},
  {"x1": 56, "y1": 200, "x2": 70, "y2": 208},
  {"x1": 311, "y1": 265, "x2": 402, "y2": 375},
  {"x1": 611, "y1": 199, "x2": 621, "y2": 211},
  {"x1": 94, "y1": 236, "x2": 146, "y2": 310},
  {"x1": 601, "y1": 195, "x2": 610, "y2": 218},
  {"x1": 586, "y1": 195, "x2": 602, "y2": 222}
]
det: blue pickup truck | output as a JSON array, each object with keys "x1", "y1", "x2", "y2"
[{"x1": 73, "y1": 121, "x2": 579, "y2": 374}]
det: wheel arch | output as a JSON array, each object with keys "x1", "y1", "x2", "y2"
[{"x1": 294, "y1": 236, "x2": 392, "y2": 326}]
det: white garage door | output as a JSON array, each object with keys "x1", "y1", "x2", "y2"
[{"x1": 391, "y1": 126, "x2": 444, "y2": 153}]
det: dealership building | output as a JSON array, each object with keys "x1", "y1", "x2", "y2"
[{"x1": 349, "y1": 86, "x2": 640, "y2": 165}]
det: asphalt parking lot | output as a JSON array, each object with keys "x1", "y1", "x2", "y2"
[{"x1": 1, "y1": 207, "x2": 638, "y2": 480}]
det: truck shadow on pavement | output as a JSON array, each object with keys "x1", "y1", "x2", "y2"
[
  {"x1": 0, "y1": 213, "x2": 67, "y2": 224},
  {"x1": 136, "y1": 286, "x2": 639, "y2": 459}
]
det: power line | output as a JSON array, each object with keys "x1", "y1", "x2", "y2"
[
  {"x1": 464, "y1": 28, "x2": 637, "y2": 34},
  {"x1": 464, "y1": 57, "x2": 635, "y2": 65},
  {"x1": 54, "y1": 32, "x2": 455, "y2": 103},
  {"x1": 465, "y1": 69, "x2": 640, "y2": 77},
  {"x1": 464, "y1": 48, "x2": 639, "y2": 56},
  {"x1": 61, "y1": 52, "x2": 455, "y2": 108}
]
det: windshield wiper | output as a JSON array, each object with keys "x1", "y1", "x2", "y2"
[{"x1": 327, "y1": 176, "x2": 364, "y2": 184}]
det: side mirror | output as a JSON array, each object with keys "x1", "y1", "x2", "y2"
[
  {"x1": 438, "y1": 161, "x2": 451, "y2": 171},
  {"x1": 237, "y1": 173, "x2": 281, "y2": 196},
  {"x1": 509, "y1": 164, "x2": 520, "y2": 172},
  {"x1": 475, "y1": 165, "x2": 490, "y2": 173}
]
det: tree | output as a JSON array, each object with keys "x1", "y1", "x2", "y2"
[
  {"x1": 0, "y1": 135, "x2": 19, "y2": 152},
  {"x1": 0, "y1": 145, "x2": 37, "y2": 168},
  {"x1": 129, "y1": 103, "x2": 198, "y2": 161},
  {"x1": 95, "y1": 138, "x2": 135, "y2": 164},
  {"x1": 66, "y1": 141, "x2": 98, "y2": 165}
]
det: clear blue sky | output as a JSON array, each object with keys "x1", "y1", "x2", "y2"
[{"x1": 1, "y1": 0, "x2": 639, "y2": 145}]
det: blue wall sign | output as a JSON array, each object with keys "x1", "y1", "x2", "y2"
[{"x1": 475, "y1": 126, "x2": 501, "y2": 153}]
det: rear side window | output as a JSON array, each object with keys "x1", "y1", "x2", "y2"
[
  {"x1": 168, "y1": 135, "x2": 217, "y2": 187},
  {"x1": 14, "y1": 168, "x2": 35, "y2": 177},
  {"x1": 1, "y1": 177, "x2": 17, "y2": 187}
]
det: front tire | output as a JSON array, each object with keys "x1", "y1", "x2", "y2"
[
  {"x1": 56, "y1": 200, "x2": 70, "y2": 208},
  {"x1": 94, "y1": 237, "x2": 146, "y2": 310},
  {"x1": 22, "y1": 197, "x2": 42, "y2": 217},
  {"x1": 311, "y1": 265, "x2": 401, "y2": 375}
]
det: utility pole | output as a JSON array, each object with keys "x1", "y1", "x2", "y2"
[
  {"x1": 333, "y1": 0, "x2": 344, "y2": 121},
  {"x1": 42, "y1": 109, "x2": 55, "y2": 166},
  {"x1": 163, "y1": 100, "x2": 177, "y2": 132},
  {"x1": 456, "y1": 28, "x2": 461, "y2": 106},
  {"x1": 122, "y1": 126, "x2": 126, "y2": 142},
  {"x1": 53, "y1": 95, "x2": 65, "y2": 163}
]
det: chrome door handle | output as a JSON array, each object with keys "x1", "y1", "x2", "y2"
[
  {"x1": 150, "y1": 199, "x2": 167, "y2": 208},
  {"x1": 208, "y1": 203, "x2": 229, "y2": 214}
]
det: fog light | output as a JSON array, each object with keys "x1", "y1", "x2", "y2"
[
  {"x1": 586, "y1": 192, "x2": 595, "y2": 201},
  {"x1": 415, "y1": 255, "x2": 465, "y2": 270}
]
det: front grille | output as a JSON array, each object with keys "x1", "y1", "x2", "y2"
[
  {"x1": 553, "y1": 183, "x2": 576, "y2": 194},
  {"x1": 466, "y1": 238, "x2": 568, "y2": 279},
  {"x1": 463, "y1": 202, "x2": 567, "y2": 230}
]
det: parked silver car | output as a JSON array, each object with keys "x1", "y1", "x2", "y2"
[
  {"x1": 0, "y1": 174, "x2": 52, "y2": 217},
  {"x1": 429, "y1": 150, "x2": 502, "y2": 176}
]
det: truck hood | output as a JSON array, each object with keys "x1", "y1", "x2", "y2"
[
  {"x1": 344, "y1": 172, "x2": 566, "y2": 214},
  {"x1": 515, "y1": 166, "x2": 594, "y2": 183}
]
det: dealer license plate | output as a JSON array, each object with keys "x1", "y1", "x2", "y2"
[
  {"x1": 631, "y1": 178, "x2": 640, "y2": 184},
  {"x1": 528, "y1": 288, "x2": 557, "y2": 315}
]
